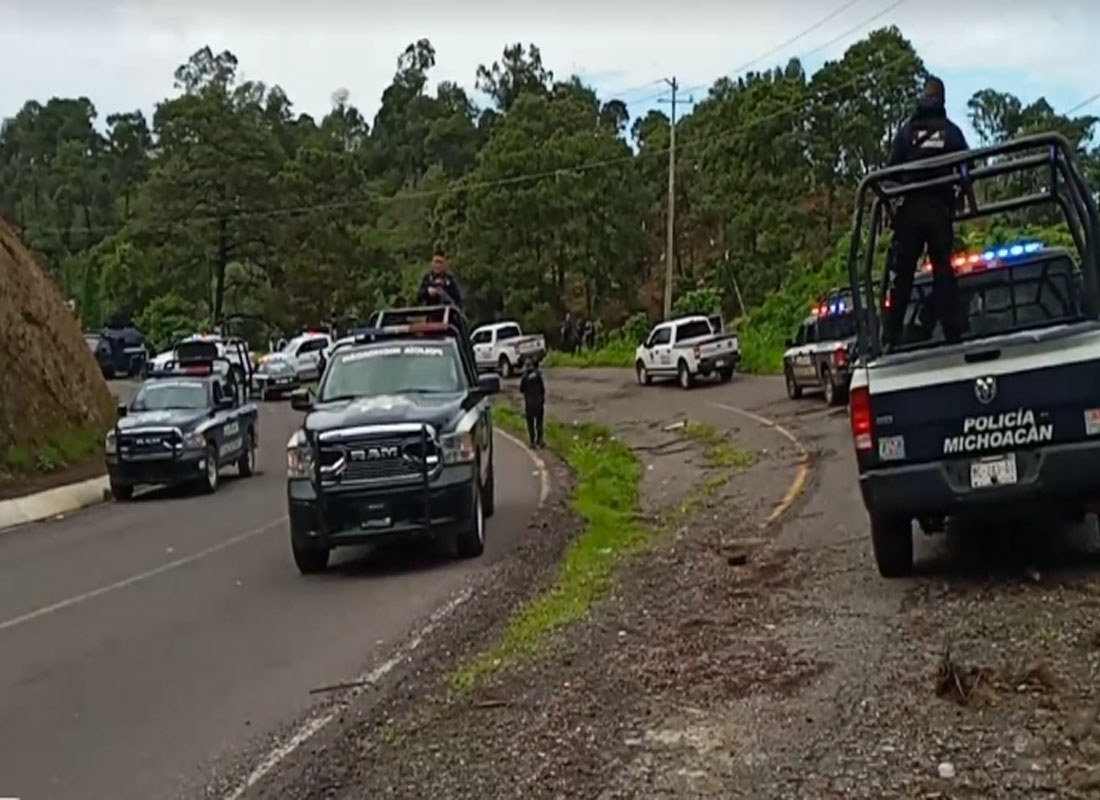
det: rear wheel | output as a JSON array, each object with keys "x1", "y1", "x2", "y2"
[
  {"x1": 822, "y1": 366, "x2": 841, "y2": 406},
  {"x1": 718, "y1": 367, "x2": 734, "y2": 383},
  {"x1": 498, "y1": 355, "x2": 514, "y2": 378},
  {"x1": 785, "y1": 367, "x2": 802, "y2": 399},
  {"x1": 870, "y1": 512, "x2": 914, "y2": 578},
  {"x1": 482, "y1": 457, "x2": 496, "y2": 518},
  {"x1": 677, "y1": 360, "x2": 694, "y2": 390}
]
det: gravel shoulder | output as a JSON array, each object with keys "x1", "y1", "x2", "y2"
[{"x1": 241, "y1": 367, "x2": 1100, "y2": 800}]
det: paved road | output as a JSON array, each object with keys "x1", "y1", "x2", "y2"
[{"x1": 0, "y1": 395, "x2": 542, "y2": 800}]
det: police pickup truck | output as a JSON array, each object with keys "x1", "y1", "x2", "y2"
[
  {"x1": 284, "y1": 305, "x2": 500, "y2": 575},
  {"x1": 634, "y1": 314, "x2": 740, "y2": 389},
  {"x1": 845, "y1": 133, "x2": 1100, "y2": 577},
  {"x1": 106, "y1": 340, "x2": 259, "y2": 500},
  {"x1": 783, "y1": 287, "x2": 859, "y2": 406}
]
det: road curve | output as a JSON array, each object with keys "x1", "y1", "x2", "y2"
[{"x1": 0, "y1": 399, "x2": 543, "y2": 800}]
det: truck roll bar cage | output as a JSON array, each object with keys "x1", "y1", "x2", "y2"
[{"x1": 845, "y1": 132, "x2": 1100, "y2": 360}]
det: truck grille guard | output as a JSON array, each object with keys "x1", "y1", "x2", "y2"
[
  {"x1": 115, "y1": 425, "x2": 184, "y2": 463},
  {"x1": 312, "y1": 422, "x2": 442, "y2": 534}
]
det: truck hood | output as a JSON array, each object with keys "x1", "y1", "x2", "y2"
[
  {"x1": 305, "y1": 392, "x2": 468, "y2": 434},
  {"x1": 117, "y1": 409, "x2": 209, "y2": 431}
]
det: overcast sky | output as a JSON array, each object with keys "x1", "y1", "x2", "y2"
[{"x1": 1, "y1": 0, "x2": 1096, "y2": 142}]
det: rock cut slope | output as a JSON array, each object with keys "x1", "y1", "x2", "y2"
[{"x1": 0, "y1": 216, "x2": 115, "y2": 472}]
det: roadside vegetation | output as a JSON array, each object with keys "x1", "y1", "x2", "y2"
[{"x1": 451, "y1": 405, "x2": 645, "y2": 690}]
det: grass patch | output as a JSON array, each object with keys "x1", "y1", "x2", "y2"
[
  {"x1": 1, "y1": 428, "x2": 102, "y2": 480},
  {"x1": 541, "y1": 338, "x2": 635, "y2": 368},
  {"x1": 451, "y1": 404, "x2": 645, "y2": 691},
  {"x1": 682, "y1": 421, "x2": 755, "y2": 471}
]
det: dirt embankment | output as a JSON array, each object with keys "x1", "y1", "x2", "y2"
[{"x1": 0, "y1": 217, "x2": 115, "y2": 488}]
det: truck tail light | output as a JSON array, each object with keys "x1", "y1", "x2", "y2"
[
  {"x1": 850, "y1": 385, "x2": 873, "y2": 452},
  {"x1": 834, "y1": 346, "x2": 847, "y2": 367},
  {"x1": 693, "y1": 345, "x2": 701, "y2": 360}
]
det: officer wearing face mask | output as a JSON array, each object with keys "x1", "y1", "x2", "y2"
[{"x1": 883, "y1": 75, "x2": 970, "y2": 348}]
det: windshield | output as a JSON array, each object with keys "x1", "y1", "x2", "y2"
[
  {"x1": 319, "y1": 343, "x2": 464, "y2": 400},
  {"x1": 262, "y1": 356, "x2": 294, "y2": 373},
  {"x1": 131, "y1": 380, "x2": 209, "y2": 411},
  {"x1": 817, "y1": 312, "x2": 858, "y2": 341}
]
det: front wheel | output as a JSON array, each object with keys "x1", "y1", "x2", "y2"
[
  {"x1": 292, "y1": 537, "x2": 330, "y2": 575},
  {"x1": 455, "y1": 474, "x2": 486, "y2": 559},
  {"x1": 237, "y1": 431, "x2": 256, "y2": 477},
  {"x1": 111, "y1": 481, "x2": 133, "y2": 501},
  {"x1": 677, "y1": 360, "x2": 694, "y2": 390},
  {"x1": 870, "y1": 512, "x2": 914, "y2": 578},
  {"x1": 785, "y1": 367, "x2": 802, "y2": 399},
  {"x1": 635, "y1": 360, "x2": 652, "y2": 386},
  {"x1": 198, "y1": 444, "x2": 219, "y2": 494}
]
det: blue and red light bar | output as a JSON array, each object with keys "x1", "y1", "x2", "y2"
[{"x1": 920, "y1": 240, "x2": 1045, "y2": 273}]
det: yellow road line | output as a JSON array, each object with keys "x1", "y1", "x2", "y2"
[{"x1": 712, "y1": 402, "x2": 811, "y2": 529}]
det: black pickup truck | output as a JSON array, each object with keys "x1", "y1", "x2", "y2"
[
  {"x1": 844, "y1": 132, "x2": 1100, "y2": 577},
  {"x1": 105, "y1": 340, "x2": 259, "y2": 500},
  {"x1": 284, "y1": 305, "x2": 501, "y2": 575}
]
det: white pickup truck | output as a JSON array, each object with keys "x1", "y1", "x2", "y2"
[
  {"x1": 634, "y1": 314, "x2": 741, "y2": 389},
  {"x1": 471, "y1": 321, "x2": 547, "y2": 377}
]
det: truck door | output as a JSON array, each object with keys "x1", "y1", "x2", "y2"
[
  {"x1": 644, "y1": 326, "x2": 672, "y2": 372},
  {"x1": 471, "y1": 329, "x2": 493, "y2": 366}
]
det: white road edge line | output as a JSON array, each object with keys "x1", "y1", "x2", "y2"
[
  {"x1": 222, "y1": 587, "x2": 474, "y2": 800},
  {"x1": 0, "y1": 516, "x2": 286, "y2": 634},
  {"x1": 495, "y1": 427, "x2": 551, "y2": 507}
]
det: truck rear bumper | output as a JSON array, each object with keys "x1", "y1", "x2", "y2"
[
  {"x1": 860, "y1": 440, "x2": 1100, "y2": 517},
  {"x1": 698, "y1": 352, "x2": 740, "y2": 372}
]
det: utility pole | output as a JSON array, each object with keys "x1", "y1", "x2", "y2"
[{"x1": 662, "y1": 77, "x2": 678, "y2": 320}]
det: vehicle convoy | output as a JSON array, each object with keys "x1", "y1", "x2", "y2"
[
  {"x1": 151, "y1": 333, "x2": 254, "y2": 384},
  {"x1": 845, "y1": 133, "x2": 1100, "y2": 577},
  {"x1": 284, "y1": 305, "x2": 500, "y2": 575},
  {"x1": 470, "y1": 321, "x2": 547, "y2": 377},
  {"x1": 634, "y1": 314, "x2": 740, "y2": 389},
  {"x1": 251, "y1": 352, "x2": 300, "y2": 400},
  {"x1": 105, "y1": 339, "x2": 259, "y2": 500},
  {"x1": 87, "y1": 322, "x2": 149, "y2": 378},
  {"x1": 783, "y1": 287, "x2": 861, "y2": 406},
  {"x1": 280, "y1": 330, "x2": 332, "y2": 381}
]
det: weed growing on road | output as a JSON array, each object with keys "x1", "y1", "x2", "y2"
[
  {"x1": 451, "y1": 405, "x2": 644, "y2": 691},
  {"x1": 682, "y1": 422, "x2": 755, "y2": 472}
]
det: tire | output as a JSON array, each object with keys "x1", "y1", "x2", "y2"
[
  {"x1": 482, "y1": 458, "x2": 496, "y2": 519},
  {"x1": 785, "y1": 367, "x2": 802, "y2": 399},
  {"x1": 455, "y1": 472, "x2": 486, "y2": 559},
  {"x1": 292, "y1": 536, "x2": 330, "y2": 575},
  {"x1": 677, "y1": 360, "x2": 694, "y2": 390},
  {"x1": 237, "y1": 430, "x2": 256, "y2": 477},
  {"x1": 498, "y1": 355, "x2": 514, "y2": 378},
  {"x1": 111, "y1": 482, "x2": 133, "y2": 501},
  {"x1": 199, "y1": 443, "x2": 219, "y2": 494},
  {"x1": 870, "y1": 512, "x2": 914, "y2": 578},
  {"x1": 718, "y1": 367, "x2": 734, "y2": 383},
  {"x1": 635, "y1": 360, "x2": 652, "y2": 386},
  {"x1": 823, "y1": 366, "x2": 841, "y2": 406}
]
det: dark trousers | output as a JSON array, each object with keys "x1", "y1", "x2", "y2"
[
  {"x1": 886, "y1": 198, "x2": 961, "y2": 346},
  {"x1": 525, "y1": 406, "x2": 545, "y2": 446}
]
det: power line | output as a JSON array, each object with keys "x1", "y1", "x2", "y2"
[
  {"x1": 1065, "y1": 90, "x2": 1100, "y2": 116},
  {"x1": 9, "y1": 48, "x2": 931, "y2": 238},
  {"x1": 800, "y1": 0, "x2": 910, "y2": 59}
]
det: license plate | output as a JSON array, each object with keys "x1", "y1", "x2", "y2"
[
  {"x1": 715, "y1": 359, "x2": 726, "y2": 367},
  {"x1": 359, "y1": 503, "x2": 392, "y2": 529},
  {"x1": 969, "y1": 454, "x2": 1018, "y2": 488}
]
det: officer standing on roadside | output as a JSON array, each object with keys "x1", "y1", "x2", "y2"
[
  {"x1": 884, "y1": 75, "x2": 970, "y2": 348},
  {"x1": 416, "y1": 249, "x2": 463, "y2": 309}
]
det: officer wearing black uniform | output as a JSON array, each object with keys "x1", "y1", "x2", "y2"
[
  {"x1": 884, "y1": 76, "x2": 970, "y2": 347},
  {"x1": 416, "y1": 250, "x2": 463, "y2": 308}
]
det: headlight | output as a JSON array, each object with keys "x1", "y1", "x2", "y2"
[
  {"x1": 104, "y1": 431, "x2": 117, "y2": 455},
  {"x1": 440, "y1": 430, "x2": 476, "y2": 464},
  {"x1": 286, "y1": 429, "x2": 314, "y2": 478},
  {"x1": 183, "y1": 430, "x2": 205, "y2": 449}
]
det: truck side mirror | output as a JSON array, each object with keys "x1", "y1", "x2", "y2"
[{"x1": 116, "y1": 403, "x2": 128, "y2": 419}]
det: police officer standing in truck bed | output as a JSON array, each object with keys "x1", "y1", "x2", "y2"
[{"x1": 884, "y1": 75, "x2": 970, "y2": 348}]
